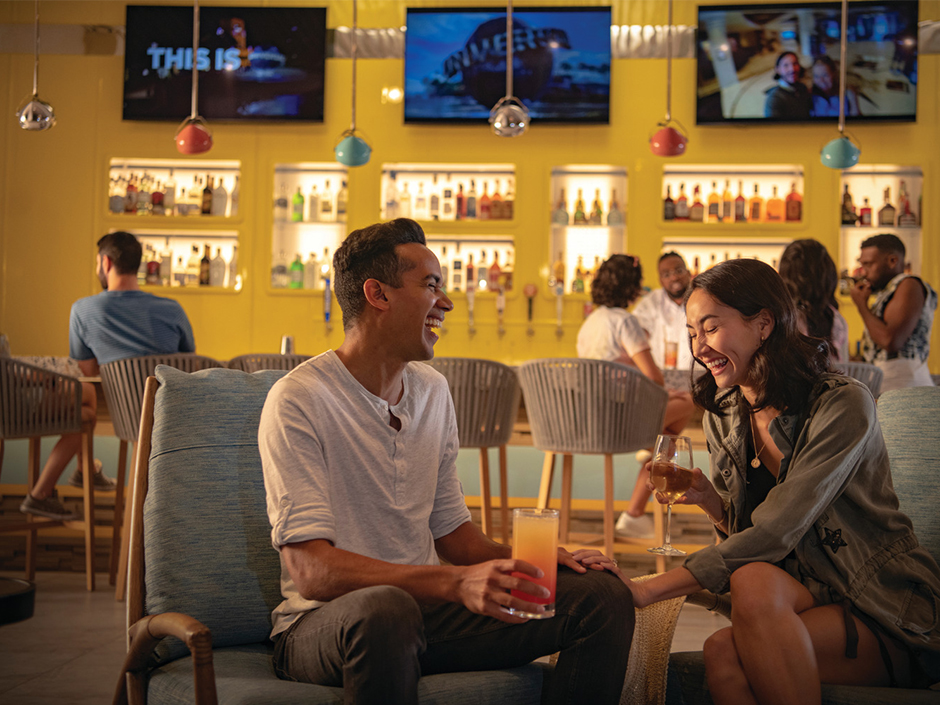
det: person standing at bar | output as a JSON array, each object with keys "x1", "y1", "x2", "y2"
[{"x1": 850, "y1": 234, "x2": 936, "y2": 392}]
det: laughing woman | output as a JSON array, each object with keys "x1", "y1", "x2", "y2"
[{"x1": 577, "y1": 259, "x2": 940, "y2": 704}]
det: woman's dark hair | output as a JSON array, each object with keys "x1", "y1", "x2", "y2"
[
  {"x1": 773, "y1": 51, "x2": 805, "y2": 82},
  {"x1": 778, "y1": 239, "x2": 839, "y2": 352},
  {"x1": 687, "y1": 258, "x2": 830, "y2": 415},
  {"x1": 591, "y1": 255, "x2": 643, "y2": 308}
]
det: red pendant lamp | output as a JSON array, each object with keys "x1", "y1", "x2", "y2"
[
  {"x1": 175, "y1": 0, "x2": 213, "y2": 154},
  {"x1": 649, "y1": 0, "x2": 688, "y2": 157}
]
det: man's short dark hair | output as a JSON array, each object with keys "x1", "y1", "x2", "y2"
[
  {"x1": 97, "y1": 231, "x2": 142, "y2": 274},
  {"x1": 861, "y1": 233, "x2": 905, "y2": 258},
  {"x1": 333, "y1": 219, "x2": 427, "y2": 330},
  {"x1": 658, "y1": 251, "x2": 687, "y2": 266}
]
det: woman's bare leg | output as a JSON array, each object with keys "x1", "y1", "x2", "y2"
[
  {"x1": 30, "y1": 383, "x2": 97, "y2": 499},
  {"x1": 663, "y1": 390, "x2": 695, "y2": 436}
]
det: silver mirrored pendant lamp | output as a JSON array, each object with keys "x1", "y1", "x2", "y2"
[
  {"x1": 649, "y1": 0, "x2": 688, "y2": 156},
  {"x1": 335, "y1": 0, "x2": 372, "y2": 167},
  {"x1": 15, "y1": 0, "x2": 56, "y2": 131},
  {"x1": 175, "y1": 0, "x2": 213, "y2": 154},
  {"x1": 820, "y1": 0, "x2": 861, "y2": 168},
  {"x1": 489, "y1": 0, "x2": 529, "y2": 137}
]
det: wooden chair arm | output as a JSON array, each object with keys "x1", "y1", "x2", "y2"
[
  {"x1": 113, "y1": 612, "x2": 218, "y2": 705},
  {"x1": 686, "y1": 590, "x2": 733, "y2": 619}
]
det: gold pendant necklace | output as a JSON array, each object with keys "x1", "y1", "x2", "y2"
[{"x1": 750, "y1": 411, "x2": 766, "y2": 469}]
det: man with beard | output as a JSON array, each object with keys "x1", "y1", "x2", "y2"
[
  {"x1": 851, "y1": 233, "x2": 936, "y2": 392},
  {"x1": 20, "y1": 231, "x2": 194, "y2": 520},
  {"x1": 633, "y1": 251, "x2": 695, "y2": 376}
]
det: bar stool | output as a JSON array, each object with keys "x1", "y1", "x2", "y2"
[
  {"x1": 227, "y1": 353, "x2": 311, "y2": 372},
  {"x1": 0, "y1": 357, "x2": 99, "y2": 590},
  {"x1": 836, "y1": 361, "x2": 884, "y2": 398},
  {"x1": 428, "y1": 357, "x2": 521, "y2": 543},
  {"x1": 100, "y1": 353, "x2": 224, "y2": 600},
  {"x1": 517, "y1": 358, "x2": 667, "y2": 559}
]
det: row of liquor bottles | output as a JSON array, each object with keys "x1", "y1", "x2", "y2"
[
  {"x1": 383, "y1": 175, "x2": 516, "y2": 222},
  {"x1": 663, "y1": 180, "x2": 802, "y2": 223},
  {"x1": 139, "y1": 243, "x2": 239, "y2": 288},
  {"x1": 109, "y1": 171, "x2": 239, "y2": 218},
  {"x1": 551, "y1": 188, "x2": 625, "y2": 227},
  {"x1": 271, "y1": 248, "x2": 334, "y2": 290},
  {"x1": 840, "y1": 182, "x2": 920, "y2": 227},
  {"x1": 274, "y1": 181, "x2": 348, "y2": 223}
]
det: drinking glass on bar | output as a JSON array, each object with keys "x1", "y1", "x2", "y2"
[
  {"x1": 648, "y1": 434, "x2": 694, "y2": 557},
  {"x1": 664, "y1": 340, "x2": 679, "y2": 370},
  {"x1": 509, "y1": 508, "x2": 558, "y2": 619}
]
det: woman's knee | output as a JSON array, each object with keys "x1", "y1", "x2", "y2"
[
  {"x1": 729, "y1": 562, "x2": 810, "y2": 619},
  {"x1": 703, "y1": 628, "x2": 737, "y2": 676}
]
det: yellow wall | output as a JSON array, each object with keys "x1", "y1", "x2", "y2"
[{"x1": 2, "y1": 0, "x2": 938, "y2": 370}]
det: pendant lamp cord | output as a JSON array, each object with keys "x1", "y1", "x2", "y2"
[
  {"x1": 837, "y1": 0, "x2": 848, "y2": 134},
  {"x1": 191, "y1": 0, "x2": 199, "y2": 118},
  {"x1": 505, "y1": 0, "x2": 513, "y2": 99},
  {"x1": 32, "y1": 0, "x2": 39, "y2": 96},
  {"x1": 350, "y1": 0, "x2": 358, "y2": 131},
  {"x1": 665, "y1": 0, "x2": 673, "y2": 122}
]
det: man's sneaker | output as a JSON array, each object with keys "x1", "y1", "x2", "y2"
[
  {"x1": 615, "y1": 511, "x2": 655, "y2": 539},
  {"x1": 68, "y1": 459, "x2": 117, "y2": 491},
  {"x1": 20, "y1": 491, "x2": 78, "y2": 521}
]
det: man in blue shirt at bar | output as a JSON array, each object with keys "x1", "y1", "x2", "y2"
[{"x1": 20, "y1": 231, "x2": 195, "y2": 520}]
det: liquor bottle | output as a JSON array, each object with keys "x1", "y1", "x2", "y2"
[
  {"x1": 211, "y1": 178, "x2": 227, "y2": 217},
  {"x1": 501, "y1": 251, "x2": 514, "y2": 291},
  {"x1": 227, "y1": 246, "x2": 238, "y2": 288},
  {"x1": 663, "y1": 185, "x2": 675, "y2": 221},
  {"x1": 291, "y1": 187, "x2": 304, "y2": 223},
  {"x1": 108, "y1": 178, "x2": 124, "y2": 214},
  {"x1": 722, "y1": 179, "x2": 733, "y2": 222},
  {"x1": 209, "y1": 248, "x2": 226, "y2": 287},
  {"x1": 502, "y1": 178, "x2": 515, "y2": 220},
  {"x1": 303, "y1": 252, "x2": 320, "y2": 289},
  {"x1": 706, "y1": 253, "x2": 718, "y2": 271},
  {"x1": 765, "y1": 185, "x2": 784, "y2": 221},
  {"x1": 289, "y1": 254, "x2": 304, "y2": 289},
  {"x1": 734, "y1": 181, "x2": 747, "y2": 222},
  {"x1": 274, "y1": 184, "x2": 289, "y2": 222},
  {"x1": 590, "y1": 189, "x2": 604, "y2": 225},
  {"x1": 398, "y1": 181, "x2": 412, "y2": 219},
  {"x1": 748, "y1": 184, "x2": 764, "y2": 222},
  {"x1": 164, "y1": 169, "x2": 177, "y2": 215},
  {"x1": 466, "y1": 180, "x2": 477, "y2": 219},
  {"x1": 271, "y1": 250, "x2": 288, "y2": 288},
  {"x1": 477, "y1": 250, "x2": 488, "y2": 290},
  {"x1": 552, "y1": 188, "x2": 570, "y2": 225},
  {"x1": 308, "y1": 184, "x2": 320, "y2": 222},
  {"x1": 442, "y1": 175, "x2": 455, "y2": 221},
  {"x1": 414, "y1": 182, "x2": 427, "y2": 220},
  {"x1": 572, "y1": 256, "x2": 586, "y2": 294},
  {"x1": 675, "y1": 183, "x2": 689, "y2": 221},
  {"x1": 151, "y1": 180, "x2": 165, "y2": 216},
  {"x1": 199, "y1": 245, "x2": 211, "y2": 285},
  {"x1": 336, "y1": 180, "x2": 348, "y2": 223},
  {"x1": 229, "y1": 176, "x2": 239, "y2": 216},
  {"x1": 465, "y1": 254, "x2": 476, "y2": 292},
  {"x1": 385, "y1": 173, "x2": 399, "y2": 219},
  {"x1": 785, "y1": 182, "x2": 802, "y2": 222},
  {"x1": 319, "y1": 247, "x2": 332, "y2": 290},
  {"x1": 137, "y1": 175, "x2": 152, "y2": 215},
  {"x1": 841, "y1": 184, "x2": 857, "y2": 225},
  {"x1": 690, "y1": 185, "x2": 705, "y2": 223},
  {"x1": 159, "y1": 243, "x2": 173, "y2": 285},
  {"x1": 878, "y1": 187, "x2": 896, "y2": 226},
  {"x1": 488, "y1": 251, "x2": 501, "y2": 291},
  {"x1": 479, "y1": 182, "x2": 491, "y2": 221},
  {"x1": 320, "y1": 180, "x2": 334, "y2": 221},
  {"x1": 184, "y1": 245, "x2": 199, "y2": 286},
  {"x1": 707, "y1": 181, "x2": 721, "y2": 223},
  {"x1": 550, "y1": 251, "x2": 566, "y2": 291},
  {"x1": 859, "y1": 197, "x2": 872, "y2": 226},
  {"x1": 692, "y1": 256, "x2": 701, "y2": 277},
  {"x1": 456, "y1": 183, "x2": 466, "y2": 220},
  {"x1": 898, "y1": 181, "x2": 917, "y2": 227},
  {"x1": 201, "y1": 174, "x2": 213, "y2": 215},
  {"x1": 440, "y1": 246, "x2": 449, "y2": 290},
  {"x1": 187, "y1": 175, "x2": 203, "y2": 212},
  {"x1": 146, "y1": 249, "x2": 160, "y2": 285},
  {"x1": 429, "y1": 175, "x2": 441, "y2": 220},
  {"x1": 573, "y1": 189, "x2": 587, "y2": 224},
  {"x1": 490, "y1": 180, "x2": 503, "y2": 220},
  {"x1": 124, "y1": 174, "x2": 139, "y2": 214},
  {"x1": 607, "y1": 189, "x2": 624, "y2": 225},
  {"x1": 451, "y1": 243, "x2": 463, "y2": 291}
]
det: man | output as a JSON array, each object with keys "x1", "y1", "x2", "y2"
[
  {"x1": 20, "y1": 231, "x2": 195, "y2": 520},
  {"x1": 850, "y1": 234, "x2": 936, "y2": 393},
  {"x1": 259, "y1": 219, "x2": 632, "y2": 705},
  {"x1": 632, "y1": 251, "x2": 695, "y2": 377}
]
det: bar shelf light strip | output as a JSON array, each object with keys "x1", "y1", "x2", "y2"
[{"x1": 110, "y1": 158, "x2": 239, "y2": 171}]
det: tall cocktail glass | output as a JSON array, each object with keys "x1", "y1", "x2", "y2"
[{"x1": 509, "y1": 508, "x2": 558, "y2": 619}]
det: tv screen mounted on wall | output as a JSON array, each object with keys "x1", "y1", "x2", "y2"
[
  {"x1": 696, "y1": 1, "x2": 917, "y2": 124},
  {"x1": 123, "y1": 5, "x2": 326, "y2": 122},
  {"x1": 404, "y1": 6, "x2": 612, "y2": 124}
]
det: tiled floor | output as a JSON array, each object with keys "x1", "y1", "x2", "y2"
[{"x1": 0, "y1": 569, "x2": 728, "y2": 704}]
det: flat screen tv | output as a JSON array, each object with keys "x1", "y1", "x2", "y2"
[
  {"x1": 696, "y1": 1, "x2": 917, "y2": 124},
  {"x1": 123, "y1": 5, "x2": 326, "y2": 122},
  {"x1": 404, "y1": 6, "x2": 611, "y2": 124}
]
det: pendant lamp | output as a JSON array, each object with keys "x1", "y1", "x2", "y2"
[
  {"x1": 175, "y1": 0, "x2": 213, "y2": 154},
  {"x1": 649, "y1": 0, "x2": 688, "y2": 157},
  {"x1": 15, "y1": 0, "x2": 56, "y2": 131},
  {"x1": 820, "y1": 0, "x2": 860, "y2": 168},
  {"x1": 335, "y1": 0, "x2": 372, "y2": 167},
  {"x1": 489, "y1": 0, "x2": 529, "y2": 137}
]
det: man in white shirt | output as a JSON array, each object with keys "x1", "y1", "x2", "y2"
[{"x1": 259, "y1": 219, "x2": 632, "y2": 705}]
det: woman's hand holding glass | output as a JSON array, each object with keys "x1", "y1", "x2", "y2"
[{"x1": 644, "y1": 461, "x2": 726, "y2": 525}]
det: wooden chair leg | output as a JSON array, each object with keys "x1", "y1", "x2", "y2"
[
  {"x1": 479, "y1": 448, "x2": 493, "y2": 538},
  {"x1": 603, "y1": 454, "x2": 615, "y2": 560},
  {"x1": 559, "y1": 454, "x2": 573, "y2": 544},
  {"x1": 80, "y1": 426, "x2": 96, "y2": 591},
  {"x1": 25, "y1": 437, "x2": 40, "y2": 582},
  {"x1": 498, "y1": 445, "x2": 509, "y2": 545},
  {"x1": 537, "y1": 452, "x2": 555, "y2": 509},
  {"x1": 109, "y1": 440, "x2": 129, "y2": 586},
  {"x1": 115, "y1": 441, "x2": 136, "y2": 601}
]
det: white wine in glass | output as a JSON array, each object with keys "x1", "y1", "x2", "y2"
[{"x1": 648, "y1": 434, "x2": 694, "y2": 557}]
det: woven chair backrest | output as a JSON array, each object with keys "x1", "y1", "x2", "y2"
[
  {"x1": 100, "y1": 354, "x2": 223, "y2": 442},
  {"x1": 518, "y1": 358, "x2": 668, "y2": 455},
  {"x1": 836, "y1": 362, "x2": 884, "y2": 398},
  {"x1": 0, "y1": 357, "x2": 82, "y2": 439},
  {"x1": 427, "y1": 357, "x2": 521, "y2": 449},
  {"x1": 227, "y1": 354, "x2": 311, "y2": 373}
]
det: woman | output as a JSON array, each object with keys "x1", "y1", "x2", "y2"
[
  {"x1": 764, "y1": 52, "x2": 812, "y2": 120},
  {"x1": 778, "y1": 238, "x2": 849, "y2": 363},
  {"x1": 578, "y1": 259, "x2": 940, "y2": 702},
  {"x1": 577, "y1": 254, "x2": 695, "y2": 538},
  {"x1": 811, "y1": 56, "x2": 861, "y2": 117}
]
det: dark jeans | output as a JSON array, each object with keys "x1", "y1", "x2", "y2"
[{"x1": 273, "y1": 566, "x2": 634, "y2": 705}]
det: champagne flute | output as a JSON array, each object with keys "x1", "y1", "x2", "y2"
[{"x1": 648, "y1": 434, "x2": 694, "y2": 557}]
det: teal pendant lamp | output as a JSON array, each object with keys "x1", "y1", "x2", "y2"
[
  {"x1": 820, "y1": 0, "x2": 860, "y2": 168},
  {"x1": 336, "y1": 0, "x2": 372, "y2": 167},
  {"x1": 489, "y1": 0, "x2": 529, "y2": 137},
  {"x1": 15, "y1": 0, "x2": 56, "y2": 131},
  {"x1": 175, "y1": 0, "x2": 213, "y2": 154}
]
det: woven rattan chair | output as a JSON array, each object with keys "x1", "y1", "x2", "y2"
[
  {"x1": 835, "y1": 361, "x2": 884, "y2": 398},
  {"x1": 517, "y1": 359, "x2": 668, "y2": 559},
  {"x1": 428, "y1": 357, "x2": 521, "y2": 543},
  {"x1": 0, "y1": 357, "x2": 99, "y2": 589},
  {"x1": 226, "y1": 353, "x2": 311, "y2": 373},
  {"x1": 100, "y1": 353, "x2": 223, "y2": 600}
]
